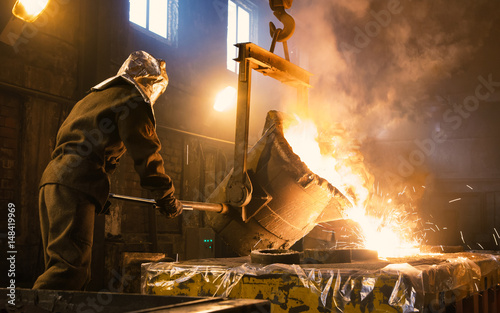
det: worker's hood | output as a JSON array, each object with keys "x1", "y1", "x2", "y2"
[{"x1": 92, "y1": 50, "x2": 169, "y2": 106}]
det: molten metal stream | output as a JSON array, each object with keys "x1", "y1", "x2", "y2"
[{"x1": 283, "y1": 116, "x2": 420, "y2": 257}]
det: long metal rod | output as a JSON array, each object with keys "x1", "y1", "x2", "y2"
[
  {"x1": 108, "y1": 193, "x2": 228, "y2": 214},
  {"x1": 156, "y1": 124, "x2": 235, "y2": 145},
  {"x1": 0, "y1": 80, "x2": 76, "y2": 104},
  {"x1": 0, "y1": 80, "x2": 237, "y2": 147}
]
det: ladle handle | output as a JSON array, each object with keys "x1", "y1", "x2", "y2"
[{"x1": 108, "y1": 193, "x2": 228, "y2": 214}]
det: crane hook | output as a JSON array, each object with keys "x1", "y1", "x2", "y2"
[
  {"x1": 269, "y1": 0, "x2": 295, "y2": 42},
  {"x1": 269, "y1": 0, "x2": 294, "y2": 60}
]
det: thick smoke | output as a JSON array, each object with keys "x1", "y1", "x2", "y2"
[{"x1": 290, "y1": 0, "x2": 498, "y2": 140}]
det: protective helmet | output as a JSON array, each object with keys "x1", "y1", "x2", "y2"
[{"x1": 92, "y1": 51, "x2": 169, "y2": 105}]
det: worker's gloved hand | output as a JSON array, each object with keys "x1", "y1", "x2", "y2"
[{"x1": 156, "y1": 195, "x2": 183, "y2": 218}]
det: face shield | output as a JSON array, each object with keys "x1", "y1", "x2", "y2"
[{"x1": 92, "y1": 51, "x2": 169, "y2": 106}]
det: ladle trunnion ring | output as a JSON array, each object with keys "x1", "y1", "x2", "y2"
[{"x1": 206, "y1": 111, "x2": 352, "y2": 256}]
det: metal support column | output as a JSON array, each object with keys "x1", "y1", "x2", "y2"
[
  {"x1": 225, "y1": 42, "x2": 312, "y2": 222},
  {"x1": 226, "y1": 56, "x2": 254, "y2": 219}
]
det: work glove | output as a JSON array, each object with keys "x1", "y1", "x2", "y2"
[{"x1": 156, "y1": 195, "x2": 183, "y2": 218}]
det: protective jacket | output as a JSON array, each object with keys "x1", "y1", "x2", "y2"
[
  {"x1": 39, "y1": 82, "x2": 174, "y2": 210},
  {"x1": 34, "y1": 51, "x2": 175, "y2": 291}
]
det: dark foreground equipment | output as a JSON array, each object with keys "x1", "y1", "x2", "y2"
[{"x1": 0, "y1": 288, "x2": 270, "y2": 313}]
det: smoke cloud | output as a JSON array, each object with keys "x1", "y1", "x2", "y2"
[{"x1": 291, "y1": 0, "x2": 498, "y2": 140}]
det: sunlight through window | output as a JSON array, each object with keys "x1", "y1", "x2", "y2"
[
  {"x1": 237, "y1": 7, "x2": 249, "y2": 43},
  {"x1": 129, "y1": 0, "x2": 177, "y2": 43},
  {"x1": 129, "y1": 0, "x2": 147, "y2": 28},
  {"x1": 227, "y1": 0, "x2": 252, "y2": 72},
  {"x1": 149, "y1": 0, "x2": 168, "y2": 38}
]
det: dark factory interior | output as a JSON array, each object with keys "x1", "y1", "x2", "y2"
[{"x1": 0, "y1": 0, "x2": 499, "y2": 312}]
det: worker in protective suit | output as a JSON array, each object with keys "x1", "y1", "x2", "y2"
[{"x1": 32, "y1": 51, "x2": 183, "y2": 290}]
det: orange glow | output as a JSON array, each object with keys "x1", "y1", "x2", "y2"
[
  {"x1": 12, "y1": 0, "x2": 50, "y2": 22},
  {"x1": 213, "y1": 86, "x2": 237, "y2": 112},
  {"x1": 283, "y1": 115, "x2": 421, "y2": 257},
  {"x1": 283, "y1": 116, "x2": 369, "y2": 206}
]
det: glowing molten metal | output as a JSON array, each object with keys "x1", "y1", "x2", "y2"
[{"x1": 283, "y1": 116, "x2": 420, "y2": 257}]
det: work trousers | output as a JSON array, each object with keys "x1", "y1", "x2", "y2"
[{"x1": 33, "y1": 184, "x2": 95, "y2": 290}]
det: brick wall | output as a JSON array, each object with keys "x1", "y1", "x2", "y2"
[{"x1": 0, "y1": 93, "x2": 21, "y2": 232}]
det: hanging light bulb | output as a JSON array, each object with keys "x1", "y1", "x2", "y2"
[{"x1": 12, "y1": 0, "x2": 50, "y2": 23}]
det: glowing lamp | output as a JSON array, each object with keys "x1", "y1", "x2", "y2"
[
  {"x1": 12, "y1": 0, "x2": 50, "y2": 23},
  {"x1": 213, "y1": 86, "x2": 237, "y2": 112}
]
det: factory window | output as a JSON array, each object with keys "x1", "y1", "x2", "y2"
[
  {"x1": 227, "y1": 0, "x2": 257, "y2": 72},
  {"x1": 129, "y1": 0, "x2": 178, "y2": 45}
]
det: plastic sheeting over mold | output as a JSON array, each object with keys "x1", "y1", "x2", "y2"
[{"x1": 142, "y1": 252, "x2": 500, "y2": 312}]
